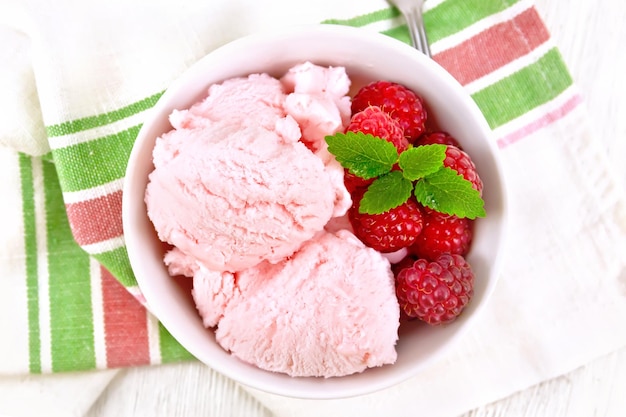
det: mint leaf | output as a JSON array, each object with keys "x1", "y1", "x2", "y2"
[
  {"x1": 414, "y1": 167, "x2": 486, "y2": 219},
  {"x1": 398, "y1": 144, "x2": 446, "y2": 181},
  {"x1": 325, "y1": 131, "x2": 398, "y2": 179},
  {"x1": 359, "y1": 171, "x2": 413, "y2": 214},
  {"x1": 326, "y1": 131, "x2": 486, "y2": 218}
]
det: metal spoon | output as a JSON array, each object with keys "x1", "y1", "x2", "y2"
[{"x1": 388, "y1": 0, "x2": 431, "y2": 57}]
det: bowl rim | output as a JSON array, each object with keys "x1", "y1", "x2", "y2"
[{"x1": 122, "y1": 23, "x2": 509, "y2": 399}]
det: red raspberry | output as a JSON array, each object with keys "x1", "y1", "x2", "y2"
[
  {"x1": 415, "y1": 131, "x2": 462, "y2": 149},
  {"x1": 395, "y1": 253, "x2": 474, "y2": 325},
  {"x1": 409, "y1": 210, "x2": 473, "y2": 261},
  {"x1": 349, "y1": 194, "x2": 424, "y2": 253},
  {"x1": 391, "y1": 253, "x2": 419, "y2": 277},
  {"x1": 343, "y1": 169, "x2": 373, "y2": 193},
  {"x1": 443, "y1": 145, "x2": 483, "y2": 195},
  {"x1": 352, "y1": 81, "x2": 427, "y2": 141},
  {"x1": 346, "y1": 106, "x2": 409, "y2": 153}
]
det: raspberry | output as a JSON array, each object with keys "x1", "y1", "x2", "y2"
[
  {"x1": 346, "y1": 106, "x2": 409, "y2": 153},
  {"x1": 343, "y1": 169, "x2": 374, "y2": 193},
  {"x1": 415, "y1": 131, "x2": 462, "y2": 149},
  {"x1": 409, "y1": 210, "x2": 473, "y2": 261},
  {"x1": 443, "y1": 145, "x2": 483, "y2": 195},
  {"x1": 395, "y1": 253, "x2": 474, "y2": 325},
  {"x1": 349, "y1": 194, "x2": 424, "y2": 253},
  {"x1": 391, "y1": 253, "x2": 419, "y2": 277},
  {"x1": 352, "y1": 81, "x2": 427, "y2": 141}
]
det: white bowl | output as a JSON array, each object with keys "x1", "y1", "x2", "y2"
[{"x1": 122, "y1": 24, "x2": 508, "y2": 399}]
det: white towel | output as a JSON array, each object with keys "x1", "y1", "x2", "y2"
[{"x1": 0, "y1": 0, "x2": 625, "y2": 416}]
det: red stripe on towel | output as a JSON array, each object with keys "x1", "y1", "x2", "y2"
[
  {"x1": 434, "y1": 7, "x2": 550, "y2": 85},
  {"x1": 65, "y1": 191, "x2": 123, "y2": 246},
  {"x1": 101, "y1": 266, "x2": 151, "y2": 368}
]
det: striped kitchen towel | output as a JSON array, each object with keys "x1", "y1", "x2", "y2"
[
  {"x1": 327, "y1": 0, "x2": 579, "y2": 147},
  {"x1": 1, "y1": 6, "x2": 625, "y2": 414}
]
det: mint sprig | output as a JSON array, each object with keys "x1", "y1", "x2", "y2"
[
  {"x1": 326, "y1": 132, "x2": 398, "y2": 179},
  {"x1": 398, "y1": 145, "x2": 446, "y2": 180},
  {"x1": 413, "y1": 167, "x2": 485, "y2": 218},
  {"x1": 360, "y1": 171, "x2": 413, "y2": 214},
  {"x1": 325, "y1": 131, "x2": 486, "y2": 219}
]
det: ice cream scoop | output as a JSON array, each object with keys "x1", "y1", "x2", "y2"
[
  {"x1": 190, "y1": 230, "x2": 400, "y2": 378},
  {"x1": 146, "y1": 64, "x2": 352, "y2": 272}
]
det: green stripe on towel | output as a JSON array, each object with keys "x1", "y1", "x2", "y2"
[
  {"x1": 159, "y1": 323, "x2": 196, "y2": 363},
  {"x1": 94, "y1": 246, "x2": 138, "y2": 288},
  {"x1": 380, "y1": 25, "x2": 411, "y2": 46},
  {"x1": 19, "y1": 154, "x2": 42, "y2": 374},
  {"x1": 322, "y1": 8, "x2": 400, "y2": 27},
  {"x1": 471, "y1": 48, "x2": 574, "y2": 129},
  {"x1": 43, "y1": 160, "x2": 96, "y2": 372},
  {"x1": 46, "y1": 92, "x2": 163, "y2": 137},
  {"x1": 424, "y1": 0, "x2": 520, "y2": 44},
  {"x1": 52, "y1": 125, "x2": 140, "y2": 192}
]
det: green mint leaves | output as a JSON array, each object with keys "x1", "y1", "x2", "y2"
[
  {"x1": 398, "y1": 145, "x2": 446, "y2": 179},
  {"x1": 360, "y1": 171, "x2": 414, "y2": 214},
  {"x1": 325, "y1": 131, "x2": 486, "y2": 219},
  {"x1": 413, "y1": 167, "x2": 485, "y2": 218},
  {"x1": 325, "y1": 132, "x2": 398, "y2": 179}
]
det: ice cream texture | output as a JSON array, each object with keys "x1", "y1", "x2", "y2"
[
  {"x1": 146, "y1": 62, "x2": 400, "y2": 377},
  {"x1": 190, "y1": 230, "x2": 399, "y2": 377},
  {"x1": 146, "y1": 63, "x2": 351, "y2": 272}
]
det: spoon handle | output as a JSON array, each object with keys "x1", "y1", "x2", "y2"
[{"x1": 403, "y1": 7, "x2": 431, "y2": 57}]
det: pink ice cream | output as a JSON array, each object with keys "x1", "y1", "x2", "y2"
[
  {"x1": 148, "y1": 63, "x2": 400, "y2": 378},
  {"x1": 187, "y1": 230, "x2": 399, "y2": 378},
  {"x1": 281, "y1": 61, "x2": 351, "y2": 152},
  {"x1": 146, "y1": 63, "x2": 351, "y2": 272}
]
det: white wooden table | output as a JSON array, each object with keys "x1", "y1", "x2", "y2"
[{"x1": 84, "y1": 1, "x2": 626, "y2": 416}]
